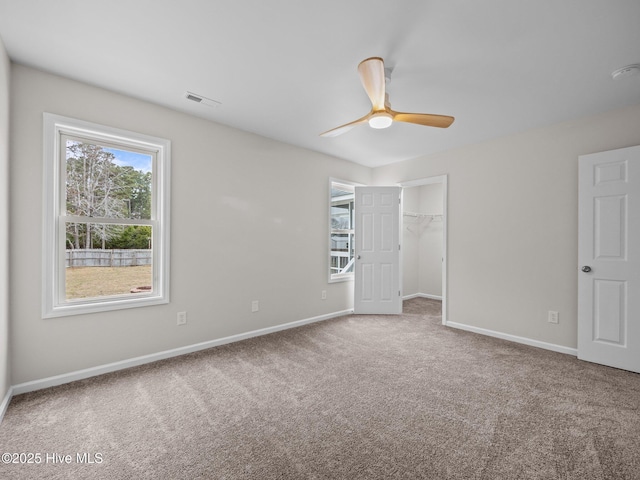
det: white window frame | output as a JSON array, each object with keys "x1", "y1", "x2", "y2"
[
  {"x1": 328, "y1": 178, "x2": 359, "y2": 283},
  {"x1": 42, "y1": 113, "x2": 171, "y2": 318}
]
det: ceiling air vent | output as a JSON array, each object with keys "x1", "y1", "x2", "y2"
[{"x1": 185, "y1": 91, "x2": 221, "y2": 108}]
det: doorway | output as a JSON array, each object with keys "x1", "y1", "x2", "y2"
[{"x1": 400, "y1": 176, "x2": 448, "y2": 324}]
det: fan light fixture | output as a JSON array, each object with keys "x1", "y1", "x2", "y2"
[
  {"x1": 320, "y1": 57, "x2": 454, "y2": 137},
  {"x1": 368, "y1": 112, "x2": 393, "y2": 129}
]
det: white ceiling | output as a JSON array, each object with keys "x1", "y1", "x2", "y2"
[{"x1": 1, "y1": 0, "x2": 639, "y2": 168}]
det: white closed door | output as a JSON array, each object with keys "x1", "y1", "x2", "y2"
[
  {"x1": 354, "y1": 186, "x2": 402, "y2": 314},
  {"x1": 578, "y1": 145, "x2": 640, "y2": 373}
]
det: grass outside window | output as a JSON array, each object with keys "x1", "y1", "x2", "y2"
[{"x1": 65, "y1": 266, "x2": 152, "y2": 299}]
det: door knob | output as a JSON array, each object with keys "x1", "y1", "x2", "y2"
[
  {"x1": 582, "y1": 266, "x2": 592, "y2": 273},
  {"x1": 356, "y1": 255, "x2": 361, "y2": 260}
]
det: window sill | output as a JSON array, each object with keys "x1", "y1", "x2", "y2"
[
  {"x1": 328, "y1": 274, "x2": 354, "y2": 284},
  {"x1": 43, "y1": 294, "x2": 169, "y2": 318}
]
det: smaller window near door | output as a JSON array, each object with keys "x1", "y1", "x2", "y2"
[{"x1": 329, "y1": 179, "x2": 357, "y2": 282}]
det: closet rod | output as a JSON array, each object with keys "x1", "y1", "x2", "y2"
[{"x1": 403, "y1": 211, "x2": 442, "y2": 218}]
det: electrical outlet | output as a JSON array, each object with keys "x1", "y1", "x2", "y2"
[
  {"x1": 251, "y1": 300, "x2": 259, "y2": 313},
  {"x1": 177, "y1": 311, "x2": 187, "y2": 326},
  {"x1": 548, "y1": 311, "x2": 559, "y2": 324},
  {"x1": 321, "y1": 290, "x2": 327, "y2": 300}
]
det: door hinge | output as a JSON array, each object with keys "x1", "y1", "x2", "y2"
[
  {"x1": 398, "y1": 290, "x2": 401, "y2": 297},
  {"x1": 399, "y1": 244, "x2": 401, "y2": 251}
]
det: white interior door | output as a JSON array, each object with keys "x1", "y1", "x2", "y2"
[
  {"x1": 354, "y1": 186, "x2": 402, "y2": 314},
  {"x1": 578, "y1": 145, "x2": 640, "y2": 373}
]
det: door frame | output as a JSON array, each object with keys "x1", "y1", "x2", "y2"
[{"x1": 399, "y1": 175, "x2": 448, "y2": 325}]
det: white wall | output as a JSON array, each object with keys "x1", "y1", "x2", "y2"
[
  {"x1": 0, "y1": 36, "x2": 10, "y2": 403},
  {"x1": 417, "y1": 184, "x2": 443, "y2": 298},
  {"x1": 375, "y1": 104, "x2": 640, "y2": 349},
  {"x1": 402, "y1": 183, "x2": 443, "y2": 298},
  {"x1": 402, "y1": 187, "x2": 420, "y2": 296},
  {"x1": 10, "y1": 64, "x2": 371, "y2": 385}
]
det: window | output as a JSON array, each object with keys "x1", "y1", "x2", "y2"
[
  {"x1": 43, "y1": 113, "x2": 170, "y2": 317},
  {"x1": 329, "y1": 179, "x2": 356, "y2": 282}
]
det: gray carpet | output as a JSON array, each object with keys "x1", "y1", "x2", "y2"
[{"x1": 1, "y1": 297, "x2": 639, "y2": 479}]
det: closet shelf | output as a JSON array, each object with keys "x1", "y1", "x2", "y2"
[{"x1": 403, "y1": 211, "x2": 442, "y2": 219}]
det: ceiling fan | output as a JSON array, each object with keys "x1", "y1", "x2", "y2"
[{"x1": 320, "y1": 57, "x2": 454, "y2": 137}]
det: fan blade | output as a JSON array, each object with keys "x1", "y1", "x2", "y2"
[
  {"x1": 392, "y1": 111, "x2": 455, "y2": 128},
  {"x1": 357, "y1": 57, "x2": 386, "y2": 111},
  {"x1": 320, "y1": 114, "x2": 370, "y2": 137}
]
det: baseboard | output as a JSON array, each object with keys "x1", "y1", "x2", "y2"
[
  {"x1": 403, "y1": 293, "x2": 442, "y2": 301},
  {"x1": 11, "y1": 309, "x2": 353, "y2": 397},
  {"x1": 0, "y1": 386, "x2": 13, "y2": 424},
  {"x1": 445, "y1": 321, "x2": 578, "y2": 356}
]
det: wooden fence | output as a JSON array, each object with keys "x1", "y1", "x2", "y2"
[{"x1": 66, "y1": 249, "x2": 152, "y2": 267}]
